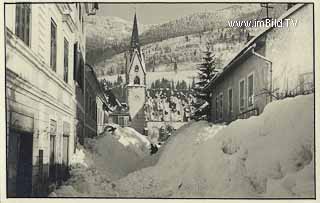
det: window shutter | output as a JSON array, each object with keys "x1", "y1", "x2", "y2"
[
  {"x1": 15, "y1": 5, "x2": 21, "y2": 38},
  {"x1": 64, "y1": 38, "x2": 69, "y2": 83},
  {"x1": 73, "y1": 42, "x2": 78, "y2": 81}
]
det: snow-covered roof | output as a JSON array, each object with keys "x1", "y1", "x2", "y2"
[{"x1": 204, "y1": 3, "x2": 306, "y2": 91}]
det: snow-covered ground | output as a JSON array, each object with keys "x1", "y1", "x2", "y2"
[
  {"x1": 49, "y1": 126, "x2": 153, "y2": 197},
  {"x1": 50, "y1": 94, "x2": 314, "y2": 198},
  {"x1": 116, "y1": 94, "x2": 315, "y2": 198}
]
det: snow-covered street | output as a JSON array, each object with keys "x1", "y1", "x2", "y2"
[{"x1": 50, "y1": 94, "x2": 314, "y2": 198}]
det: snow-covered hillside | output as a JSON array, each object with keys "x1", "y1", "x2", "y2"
[
  {"x1": 86, "y1": 4, "x2": 265, "y2": 65},
  {"x1": 85, "y1": 15, "x2": 150, "y2": 64}
]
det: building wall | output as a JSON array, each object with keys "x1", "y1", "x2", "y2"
[
  {"x1": 265, "y1": 4, "x2": 313, "y2": 93},
  {"x1": 84, "y1": 65, "x2": 108, "y2": 138},
  {"x1": 84, "y1": 67, "x2": 97, "y2": 138},
  {"x1": 96, "y1": 96, "x2": 106, "y2": 135},
  {"x1": 210, "y1": 4, "x2": 314, "y2": 124},
  {"x1": 5, "y1": 3, "x2": 89, "y2": 196},
  {"x1": 210, "y1": 54, "x2": 269, "y2": 123}
]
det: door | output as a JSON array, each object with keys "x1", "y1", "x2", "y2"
[
  {"x1": 7, "y1": 130, "x2": 33, "y2": 197},
  {"x1": 62, "y1": 136, "x2": 69, "y2": 180},
  {"x1": 49, "y1": 120, "x2": 57, "y2": 183},
  {"x1": 49, "y1": 134, "x2": 56, "y2": 183},
  {"x1": 16, "y1": 132, "x2": 33, "y2": 197}
]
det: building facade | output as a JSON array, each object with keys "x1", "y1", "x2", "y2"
[
  {"x1": 5, "y1": 3, "x2": 97, "y2": 197},
  {"x1": 84, "y1": 64, "x2": 108, "y2": 138},
  {"x1": 125, "y1": 13, "x2": 147, "y2": 134},
  {"x1": 206, "y1": 4, "x2": 314, "y2": 123}
]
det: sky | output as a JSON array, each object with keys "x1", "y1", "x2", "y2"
[{"x1": 96, "y1": 3, "x2": 233, "y2": 25}]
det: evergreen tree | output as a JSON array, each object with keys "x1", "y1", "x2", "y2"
[
  {"x1": 174, "y1": 61, "x2": 178, "y2": 73},
  {"x1": 191, "y1": 77, "x2": 196, "y2": 89},
  {"x1": 176, "y1": 81, "x2": 180, "y2": 90},
  {"x1": 194, "y1": 45, "x2": 218, "y2": 120},
  {"x1": 180, "y1": 80, "x2": 187, "y2": 90}
]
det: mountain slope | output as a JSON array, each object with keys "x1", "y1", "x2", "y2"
[
  {"x1": 87, "y1": 4, "x2": 290, "y2": 75},
  {"x1": 85, "y1": 15, "x2": 150, "y2": 64},
  {"x1": 86, "y1": 4, "x2": 264, "y2": 65}
]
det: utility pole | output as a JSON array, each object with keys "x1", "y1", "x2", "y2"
[{"x1": 260, "y1": 3, "x2": 274, "y2": 20}]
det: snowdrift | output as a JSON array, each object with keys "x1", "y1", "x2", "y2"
[
  {"x1": 50, "y1": 126, "x2": 152, "y2": 197},
  {"x1": 115, "y1": 94, "x2": 315, "y2": 198}
]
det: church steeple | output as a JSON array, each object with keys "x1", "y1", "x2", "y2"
[{"x1": 130, "y1": 13, "x2": 140, "y2": 54}]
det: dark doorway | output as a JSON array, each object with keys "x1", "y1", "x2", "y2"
[
  {"x1": 49, "y1": 120, "x2": 57, "y2": 183},
  {"x1": 62, "y1": 135, "x2": 69, "y2": 181},
  {"x1": 49, "y1": 134, "x2": 56, "y2": 183},
  {"x1": 16, "y1": 132, "x2": 33, "y2": 197},
  {"x1": 7, "y1": 130, "x2": 33, "y2": 197}
]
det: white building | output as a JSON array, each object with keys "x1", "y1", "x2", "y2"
[{"x1": 5, "y1": 3, "x2": 97, "y2": 197}]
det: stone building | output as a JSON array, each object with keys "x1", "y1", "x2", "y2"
[
  {"x1": 205, "y1": 4, "x2": 314, "y2": 123},
  {"x1": 5, "y1": 3, "x2": 98, "y2": 197}
]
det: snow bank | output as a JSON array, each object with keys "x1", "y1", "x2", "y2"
[
  {"x1": 50, "y1": 126, "x2": 153, "y2": 197},
  {"x1": 115, "y1": 94, "x2": 315, "y2": 198}
]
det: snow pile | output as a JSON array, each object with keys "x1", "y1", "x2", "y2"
[
  {"x1": 115, "y1": 94, "x2": 315, "y2": 198},
  {"x1": 69, "y1": 146, "x2": 87, "y2": 167},
  {"x1": 195, "y1": 123, "x2": 226, "y2": 144},
  {"x1": 50, "y1": 126, "x2": 153, "y2": 197},
  {"x1": 49, "y1": 145, "x2": 118, "y2": 197},
  {"x1": 115, "y1": 127, "x2": 151, "y2": 154}
]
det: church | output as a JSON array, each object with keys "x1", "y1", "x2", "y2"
[{"x1": 124, "y1": 13, "x2": 147, "y2": 134}]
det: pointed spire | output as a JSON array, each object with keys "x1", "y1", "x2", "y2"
[{"x1": 130, "y1": 13, "x2": 140, "y2": 53}]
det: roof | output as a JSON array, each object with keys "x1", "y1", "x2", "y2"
[
  {"x1": 204, "y1": 3, "x2": 305, "y2": 91},
  {"x1": 130, "y1": 13, "x2": 141, "y2": 57},
  {"x1": 85, "y1": 63, "x2": 108, "y2": 104}
]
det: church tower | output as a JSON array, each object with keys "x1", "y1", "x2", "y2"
[{"x1": 125, "y1": 13, "x2": 146, "y2": 134}]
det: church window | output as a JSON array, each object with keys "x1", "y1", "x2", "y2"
[
  {"x1": 134, "y1": 65, "x2": 139, "y2": 72},
  {"x1": 134, "y1": 76, "x2": 140, "y2": 85}
]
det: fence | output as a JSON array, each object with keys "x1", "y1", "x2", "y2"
[{"x1": 226, "y1": 108, "x2": 260, "y2": 124}]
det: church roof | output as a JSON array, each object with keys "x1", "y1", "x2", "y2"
[
  {"x1": 128, "y1": 49, "x2": 146, "y2": 75},
  {"x1": 130, "y1": 13, "x2": 141, "y2": 55}
]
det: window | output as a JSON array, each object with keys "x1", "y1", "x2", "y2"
[
  {"x1": 63, "y1": 38, "x2": 69, "y2": 83},
  {"x1": 50, "y1": 19, "x2": 57, "y2": 72},
  {"x1": 134, "y1": 76, "x2": 140, "y2": 85},
  {"x1": 219, "y1": 93, "x2": 223, "y2": 120},
  {"x1": 119, "y1": 117, "x2": 125, "y2": 127},
  {"x1": 134, "y1": 65, "x2": 139, "y2": 72},
  {"x1": 228, "y1": 88, "x2": 233, "y2": 116},
  {"x1": 247, "y1": 74, "x2": 254, "y2": 107},
  {"x1": 79, "y1": 53, "x2": 84, "y2": 89},
  {"x1": 215, "y1": 96, "x2": 218, "y2": 121},
  {"x1": 73, "y1": 42, "x2": 78, "y2": 81},
  {"x1": 78, "y1": 4, "x2": 81, "y2": 21},
  {"x1": 15, "y1": 4, "x2": 31, "y2": 46},
  {"x1": 82, "y1": 17, "x2": 84, "y2": 33},
  {"x1": 239, "y1": 79, "x2": 245, "y2": 111}
]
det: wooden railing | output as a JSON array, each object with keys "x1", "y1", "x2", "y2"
[{"x1": 226, "y1": 108, "x2": 259, "y2": 124}]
